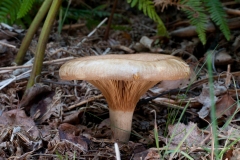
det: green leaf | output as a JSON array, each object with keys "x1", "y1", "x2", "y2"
[
  {"x1": 127, "y1": 0, "x2": 168, "y2": 36},
  {"x1": 17, "y1": 0, "x2": 35, "y2": 19},
  {"x1": 203, "y1": 0, "x2": 230, "y2": 40},
  {"x1": 0, "y1": 0, "x2": 22, "y2": 24},
  {"x1": 131, "y1": 0, "x2": 138, "y2": 7},
  {"x1": 181, "y1": 0, "x2": 208, "y2": 44}
]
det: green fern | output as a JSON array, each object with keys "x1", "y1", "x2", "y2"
[
  {"x1": 17, "y1": 0, "x2": 35, "y2": 19},
  {"x1": 0, "y1": 0, "x2": 36, "y2": 25},
  {"x1": 0, "y1": 0, "x2": 21, "y2": 24},
  {"x1": 181, "y1": 0, "x2": 208, "y2": 44},
  {"x1": 127, "y1": 0, "x2": 168, "y2": 36},
  {"x1": 203, "y1": 0, "x2": 230, "y2": 41}
]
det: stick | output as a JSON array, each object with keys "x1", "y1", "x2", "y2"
[
  {"x1": 68, "y1": 94, "x2": 104, "y2": 110},
  {"x1": 0, "y1": 57, "x2": 74, "y2": 71}
]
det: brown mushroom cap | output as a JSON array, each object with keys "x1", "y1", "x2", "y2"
[
  {"x1": 59, "y1": 53, "x2": 190, "y2": 81},
  {"x1": 59, "y1": 53, "x2": 190, "y2": 142}
]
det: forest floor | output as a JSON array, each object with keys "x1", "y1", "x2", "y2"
[{"x1": 1, "y1": 2, "x2": 240, "y2": 160}]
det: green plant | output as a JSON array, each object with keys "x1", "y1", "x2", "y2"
[
  {"x1": 162, "y1": 101, "x2": 191, "y2": 159},
  {"x1": 58, "y1": 0, "x2": 71, "y2": 35},
  {"x1": 181, "y1": 0, "x2": 208, "y2": 45},
  {"x1": 17, "y1": 0, "x2": 36, "y2": 19},
  {"x1": 206, "y1": 50, "x2": 219, "y2": 159},
  {"x1": 15, "y1": 0, "x2": 53, "y2": 65},
  {"x1": 154, "y1": 0, "x2": 231, "y2": 45},
  {"x1": 127, "y1": 0, "x2": 168, "y2": 36},
  {"x1": 203, "y1": 0, "x2": 230, "y2": 40},
  {"x1": 26, "y1": 0, "x2": 61, "y2": 89},
  {"x1": 61, "y1": 4, "x2": 125, "y2": 29},
  {"x1": 0, "y1": 0, "x2": 36, "y2": 25}
]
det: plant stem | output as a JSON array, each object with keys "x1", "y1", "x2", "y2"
[
  {"x1": 103, "y1": 0, "x2": 118, "y2": 40},
  {"x1": 206, "y1": 52, "x2": 219, "y2": 159},
  {"x1": 26, "y1": 0, "x2": 62, "y2": 90},
  {"x1": 15, "y1": 0, "x2": 53, "y2": 65}
]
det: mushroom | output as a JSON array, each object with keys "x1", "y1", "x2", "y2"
[{"x1": 59, "y1": 53, "x2": 190, "y2": 143}]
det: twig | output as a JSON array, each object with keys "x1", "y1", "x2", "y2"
[
  {"x1": 150, "y1": 146, "x2": 226, "y2": 151},
  {"x1": 170, "y1": 17, "x2": 240, "y2": 38},
  {"x1": 182, "y1": 71, "x2": 240, "y2": 91},
  {"x1": 68, "y1": 94, "x2": 104, "y2": 110},
  {"x1": 49, "y1": 48, "x2": 78, "y2": 57},
  {"x1": 104, "y1": 0, "x2": 118, "y2": 40},
  {"x1": 0, "y1": 57, "x2": 74, "y2": 71},
  {"x1": 0, "y1": 70, "x2": 31, "y2": 90},
  {"x1": 102, "y1": 48, "x2": 111, "y2": 55},
  {"x1": 111, "y1": 45, "x2": 135, "y2": 53},
  {"x1": 210, "y1": 126, "x2": 214, "y2": 160},
  {"x1": 225, "y1": 64, "x2": 231, "y2": 87},
  {"x1": 41, "y1": 79, "x2": 82, "y2": 87},
  {"x1": 62, "y1": 23, "x2": 85, "y2": 30},
  {"x1": 201, "y1": 129, "x2": 237, "y2": 141},
  {"x1": 77, "y1": 18, "x2": 108, "y2": 46},
  {"x1": 0, "y1": 41, "x2": 16, "y2": 48},
  {"x1": 224, "y1": 7, "x2": 240, "y2": 16},
  {"x1": 223, "y1": 1, "x2": 239, "y2": 6}
]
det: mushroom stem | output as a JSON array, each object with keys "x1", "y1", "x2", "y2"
[
  {"x1": 89, "y1": 80, "x2": 158, "y2": 142},
  {"x1": 109, "y1": 108, "x2": 134, "y2": 143}
]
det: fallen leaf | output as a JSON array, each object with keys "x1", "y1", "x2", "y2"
[
  {"x1": 58, "y1": 123, "x2": 89, "y2": 151},
  {"x1": 133, "y1": 149, "x2": 160, "y2": 160},
  {"x1": 32, "y1": 92, "x2": 64, "y2": 124},
  {"x1": 197, "y1": 83, "x2": 227, "y2": 118},
  {"x1": 19, "y1": 83, "x2": 51, "y2": 111},
  {"x1": 231, "y1": 148, "x2": 240, "y2": 160},
  {"x1": 98, "y1": 118, "x2": 110, "y2": 129},
  {"x1": 168, "y1": 122, "x2": 205, "y2": 148},
  {"x1": 222, "y1": 148, "x2": 233, "y2": 160},
  {"x1": 0, "y1": 109, "x2": 39, "y2": 139},
  {"x1": 215, "y1": 93, "x2": 237, "y2": 118}
]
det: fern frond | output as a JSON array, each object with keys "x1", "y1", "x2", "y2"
[
  {"x1": 17, "y1": 0, "x2": 35, "y2": 19},
  {"x1": 181, "y1": 0, "x2": 208, "y2": 44},
  {"x1": 203, "y1": 0, "x2": 230, "y2": 40},
  {"x1": 0, "y1": 0, "x2": 21, "y2": 24},
  {"x1": 127, "y1": 0, "x2": 167, "y2": 36},
  {"x1": 130, "y1": 0, "x2": 138, "y2": 7}
]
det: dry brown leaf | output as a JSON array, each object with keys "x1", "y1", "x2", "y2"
[
  {"x1": 0, "y1": 110, "x2": 42, "y2": 158},
  {"x1": 19, "y1": 83, "x2": 51, "y2": 111},
  {"x1": 231, "y1": 148, "x2": 240, "y2": 160},
  {"x1": 0, "y1": 109, "x2": 39, "y2": 139},
  {"x1": 25, "y1": 86, "x2": 64, "y2": 124},
  {"x1": 39, "y1": 125, "x2": 53, "y2": 141},
  {"x1": 133, "y1": 149, "x2": 160, "y2": 160},
  {"x1": 168, "y1": 122, "x2": 205, "y2": 148},
  {"x1": 223, "y1": 148, "x2": 233, "y2": 160},
  {"x1": 197, "y1": 83, "x2": 227, "y2": 118},
  {"x1": 62, "y1": 110, "x2": 84, "y2": 124},
  {"x1": 215, "y1": 93, "x2": 237, "y2": 118},
  {"x1": 47, "y1": 123, "x2": 88, "y2": 159},
  {"x1": 58, "y1": 123, "x2": 89, "y2": 151},
  {"x1": 98, "y1": 118, "x2": 110, "y2": 129}
]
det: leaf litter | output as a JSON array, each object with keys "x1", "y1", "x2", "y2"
[{"x1": 1, "y1": 2, "x2": 240, "y2": 159}]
